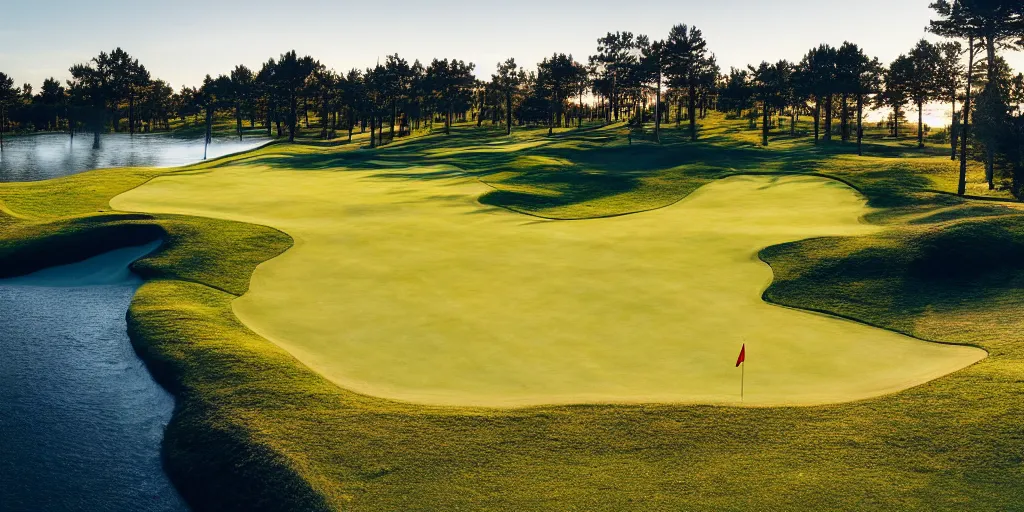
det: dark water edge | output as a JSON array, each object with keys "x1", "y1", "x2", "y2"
[
  {"x1": 0, "y1": 132, "x2": 270, "y2": 182},
  {"x1": 0, "y1": 241, "x2": 188, "y2": 512}
]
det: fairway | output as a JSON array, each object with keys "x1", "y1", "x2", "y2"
[{"x1": 112, "y1": 163, "x2": 985, "y2": 407}]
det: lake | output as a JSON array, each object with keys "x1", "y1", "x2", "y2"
[
  {"x1": 0, "y1": 242, "x2": 189, "y2": 512},
  {"x1": 0, "y1": 132, "x2": 270, "y2": 182}
]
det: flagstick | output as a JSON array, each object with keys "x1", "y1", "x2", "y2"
[{"x1": 741, "y1": 361, "x2": 744, "y2": 402}]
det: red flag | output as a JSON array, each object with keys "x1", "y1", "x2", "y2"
[{"x1": 736, "y1": 344, "x2": 746, "y2": 367}]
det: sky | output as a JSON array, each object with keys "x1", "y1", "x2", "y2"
[{"x1": 2, "y1": 0, "x2": 1022, "y2": 124}]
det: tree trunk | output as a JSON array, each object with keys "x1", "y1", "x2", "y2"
[
  {"x1": 392, "y1": 101, "x2": 398, "y2": 135},
  {"x1": 579, "y1": 90, "x2": 584, "y2": 129},
  {"x1": 950, "y1": 99, "x2": 958, "y2": 161},
  {"x1": 813, "y1": 98, "x2": 820, "y2": 143},
  {"x1": 236, "y1": 105, "x2": 243, "y2": 141},
  {"x1": 289, "y1": 94, "x2": 297, "y2": 142},
  {"x1": 959, "y1": 37, "x2": 974, "y2": 196},
  {"x1": 654, "y1": 72, "x2": 661, "y2": 143},
  {"x1": 857, "y1": 94, "x2": 864, "y2": 156},
  {"x1": 688, "y1": 84, "x2": 697, "y2": 141},
  {"x1": 370, "y1": 115, "x2": 376, "y2": 148},
  {"x1": 322, "y1": 95, "x2": 330, "y2": 140},
  {"x1": 761, "y1": 99, "x2": 769, "y2": 146},
  {"x1": 303, "y1": 96, "x2": 309, "y2": 128},
  {"x1": 986, "y1": 150, "x2": 995, "y2": 189},
  {"x1": 790, "y1": 102, "x2": 796, "y2": 137},
  {"x1": 917, "y1": 100, "x2": 925, "y2": 148},
  {"x1": 204, "y1": 106, "x2": 213, "y2": 160},
  {"x1": 266, "y1": 99, "x2": 273, "y2": 137},
  {"x1": 506, "y1": 93, "x2": 513, "y2": 136},
  {"x1": 824, "y1": 95, "x2": 833, "y2": 141},
  {"x1": 840, "y1": 93, "x2": 848, "y2": 142},
  {"x1": 611, "y1": 77, "x2": 617, "y2": 122},
  {"x1": 985, "y1": 35, "x2": 996, "y2": 189}
]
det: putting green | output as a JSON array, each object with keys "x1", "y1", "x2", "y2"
[{"x1": 111, "y1": 163, "x2": 985, "y2": 407}]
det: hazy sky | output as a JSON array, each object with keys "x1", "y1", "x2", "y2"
[{"x1": 2, "y1": 0, "x2": 1022, "y2": 91}]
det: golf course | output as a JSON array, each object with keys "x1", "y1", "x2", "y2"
[{"x1": 2, "y1": 114, "x2": 1022, "y2": 510}]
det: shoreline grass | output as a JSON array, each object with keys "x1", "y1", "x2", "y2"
[{"x1": 1, "y1": 114, "x2": 1022, "y2": 510}]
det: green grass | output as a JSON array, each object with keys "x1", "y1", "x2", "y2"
[
  {"x1": 1, "y1": 113, "x2": 1022, "y2": 511},
  {"x1": 111, "y1": 157, "x2": 983, "y2": 407}
]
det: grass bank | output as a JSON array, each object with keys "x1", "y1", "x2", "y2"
[{"x1": 1, "y1": 114, "x2": 1022, "y2": 510}]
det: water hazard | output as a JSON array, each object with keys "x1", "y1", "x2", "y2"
[
  {"x1": 0, "y1": 242, "x2": 188, "y2": 511},
  {"x1": 0, "y1": 133, "x2": 269, "y2": 182}
]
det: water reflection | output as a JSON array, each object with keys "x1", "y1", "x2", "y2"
[{"x1": 0, "y1": 133, "x2": 271, "y2": 182}]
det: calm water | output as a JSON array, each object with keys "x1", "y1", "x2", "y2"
[
  {"x1": 0, "y1": 133, "x2": 270, "y2": 182},
  {"x1": 0, "y1": 242, "x2": 189, "y2": 512}
]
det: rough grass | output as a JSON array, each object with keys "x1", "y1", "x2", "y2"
[{"x1": 0, "y1": 113, "x2": 1022, "y2": 511}]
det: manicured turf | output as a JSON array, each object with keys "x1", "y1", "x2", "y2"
[
  {"x1": 113, "y1": 161, "x2": 983, "y2": 407},
  {"x1": 1, "y1": 116, "x2": 1022, "y2": 511}
]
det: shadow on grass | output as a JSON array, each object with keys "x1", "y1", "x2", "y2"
[{"x1": 209, "y1": 120, "x2": 1000, "y2": 219}]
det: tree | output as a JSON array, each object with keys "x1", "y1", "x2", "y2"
[
  {"x1": 67, "y1": 61, "x2": 109, "y2": 148},
  {"x1": 383, "y1": 54, "x2": 412, "y2": 137},
  {"x1": 38, "y1": 77, "x2": 66, "y2": 131},
  {"x1": 930, "y1": 0, "x2": 1024, "y2": 192},
  {"x1": 935, "y1": 41, "x2": 965, "y2": 159},
  {"x1": 906, "y1": 40, "x2": 942, "y2": 148},
  {"x1": 718, "y1": 68, "x2": 752, "y2": 118},
  {"x1": 880, "y1": 55, "x2": 914, "y2": 139},
  {"x1": 142, "y1": 79, "x2": 174, "y2": 132},
  {"x1": 536, "y1": 53, "x2": 579, "y2": 135},
  {"x1": 255, "y1": 59, "x2": 278, "y2": 137},
  {"x1": 797, "y1": 45, "x2": 837, "y2": 143},
  {"x1": 276, "y1": 51, "x2": 317, "y2": 142},
  {"x1": 308, "y1": 66, "x2": 337, "y2": 139},
  {"x1": 364, "y1": 63, "x2": 388, "y2": 147},
  {"x1": 640, "y1": 39, "x2": 665, "y2": 141},
  {"x1": 995, "y1": 108, "x2": 1024, "y2": 198},
  {"x1": 426, "y1": 58, "x2": 475, "y2": 135},
  {"x1": 592, "y1": 32, "x2": 636, "y2": 122},
  {"x1": 1010, "y1": 72, "x2": 1024, "y2": 112},
  {"x1": 774, "y1": 60, "x2": 795, "y2": 136},
  {"x1": 853, "y1": 56, "x2": 884, "y2": 156},
  {"x1": 748, "y1": 61, "x2": 787, "y2": 146},
  {"x1": 341, "y1": 68, "x2": 364, "y2": 142},
  {"x1": 89, "y1": 48, "x2": 148, "y2": 134},
  {"x1": 229, "y1": 65, "x2": 254, "y2": 141},
  {"x1": 572, "y1": 61, "x2": 591, "y2": 129},
  {"x1": 663, "y1": 24, "x2": 710, "y2": 141},
  {"x1": 0, "y1": 72, "x2": 16, "y2": 152},
  {"x1": 493, "y1": 59, "x2": 523, "y2": 136},
  {"x1": 835, "y1": 42, "x2": 863, "y2": 142},
  {"x1": 198, "y1": 74, "x2": 231, "y2": 159}
]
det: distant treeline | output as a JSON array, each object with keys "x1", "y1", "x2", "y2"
[{"x1": 0, "y1": 1, "x2": 1022, "y2": 195}]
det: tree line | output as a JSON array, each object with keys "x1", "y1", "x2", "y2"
[{"x1": 1, "y1": 1, "x2": 1023, "y2": 196}]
